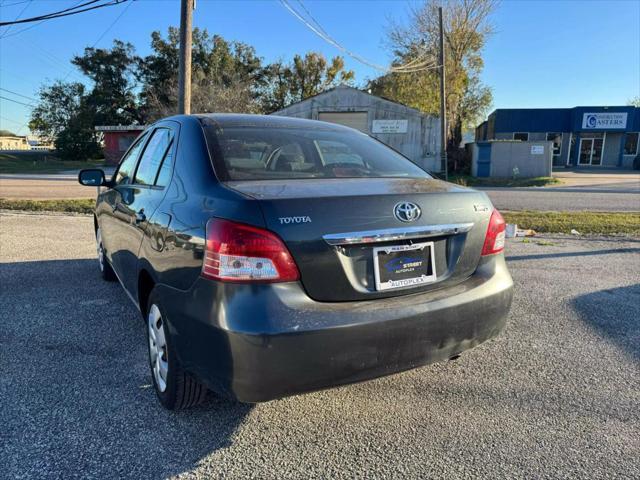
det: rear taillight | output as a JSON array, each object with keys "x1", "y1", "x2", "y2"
[
  {"x1": 481, "y1": 209, "x2": 506, "y2": 256},
  {"x1": 202, "y1": 218, "x2": 299, "y2": 282}
]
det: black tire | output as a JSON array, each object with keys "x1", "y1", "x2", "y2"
[
  {"x1": 146, "y1": 288, "x2": 207, "y2": 410},
  {"x1": 96, "y1": 227, "x2": 116, "y2": 281}
]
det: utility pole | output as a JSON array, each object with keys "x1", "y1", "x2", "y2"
[
  {"x1": 438, "y1": 6, "x2": 447, "y2": 180},
  {"x1": 178, "y1": 0, "x2": 194, "y2": 115}
]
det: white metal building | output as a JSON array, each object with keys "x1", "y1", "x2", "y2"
[{"x1": 271, "y1": 85, "x2": 442, "y2": 172}]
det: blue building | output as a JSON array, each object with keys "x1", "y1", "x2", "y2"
[{"x1": 475, "y1": 106, "x2": 640, "y2": 168}]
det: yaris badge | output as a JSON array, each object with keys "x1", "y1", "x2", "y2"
[{"x1": 394, "y1": 202, "x2": 421, "y2": 222}]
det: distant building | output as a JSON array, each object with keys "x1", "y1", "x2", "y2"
[
  {"x1": 0, "y1": 135, "x2": 30, "y2": 150},
  {"x1": 476, "y1": 106, "x2": 640, "y2": 169},
  {"x1": 27, "y1": 138, "x2": 54, "y2": 151},
  {"x1": 95, "y1": 125, "x2": 146, "y2": 164},
  {"x1": 271, "y1": 85, "x2": 442, "y2": 172}
]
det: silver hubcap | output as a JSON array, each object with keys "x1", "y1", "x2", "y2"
[
  {"x1": 96, "y1": 229, "x2": 105, "y2": 272},
  {"x1": 148, "y1": 304, "x2": 168, "y2": 392}
]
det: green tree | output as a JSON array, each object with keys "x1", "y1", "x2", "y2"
[
  {"x1": 140, "y1": 28, "x2": 265, "y2": 120},
  {"x1": 628, "y1": 96, "x2": 640, "y2": 107},
  {"x1": 29, "y1": 81, "x2": 101, "y2": 160},
  {"x1": 72, "y1": 40, "x2": 142, "y2": 125},
  {"x1": 370, "y1": 0, "x2": 496, "y2": 159},
  {"x1": 262, "y1": 53, "x2": 355, "y2": 112}
]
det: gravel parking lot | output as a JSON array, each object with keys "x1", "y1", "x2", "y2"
[{"x1": 1, "y1": 212, "x2": 638, "y2": 479}]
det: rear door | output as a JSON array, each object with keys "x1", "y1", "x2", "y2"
[
  {"x1": 108, "y1": 124, "x2": 177, "y2": 295},
  {"x1": 99, "y1": 130, "x2": 149, "y2": 270}
]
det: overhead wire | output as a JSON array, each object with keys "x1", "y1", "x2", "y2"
[
  {"x1": 0, "y1": 0, "x2": 31, "y2": 38},
  {"x1": 60, "y1": 0, "x2": 134, "y2": 82},
  {"x1": 3, "y1": 0, "x2": 135, "y2": 135},
  {"x1": 86, "y1": 0, "x2": 133, "y2": 50},
  {"x1": 1, "y1": 0, "x2": 100, "y2": 38},
  {"x1": 0, "y1": 87, "x2": 37, "y2": 102},
  {"x1": 0, "y1": 94, "x2": 34, "y2": 107},
  {"x1": 0, "y1": 0, "x2": 32, "y2": 7},
  {"x1": 280, "y1": 0, "x2": 440, "y2": 74},
  {"x1": 0, "y1": 0, "x2": 127, "y2": 27}
]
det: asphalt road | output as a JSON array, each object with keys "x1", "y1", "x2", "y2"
[
  {"x1": 0, "y1": 168, "x2": 115, "y2": 200},
  {"x1": 1, "y1": 213, "x2": 639, "y2": 479},
  {"x1": 1, "y1": 170, "x2": 639, "y2": 212},
  {"x1": 482, "y1": 186, "x2": 640, "y2": 212}
]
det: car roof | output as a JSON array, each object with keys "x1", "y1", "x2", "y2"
[{"x1": 173, "y1": 113, "x2": 359, "y2": 132}]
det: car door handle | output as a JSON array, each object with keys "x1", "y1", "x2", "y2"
[{"x1": 135, "y1": 210, "x2": 146, "y2": 224}]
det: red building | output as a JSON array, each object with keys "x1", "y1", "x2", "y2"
[{"x1": 95, "y1": 125, "x2": 146, "y2": 165}]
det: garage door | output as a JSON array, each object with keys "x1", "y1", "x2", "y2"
[{"x1": 318, "y1": 112, "x2": 368, "y2": 133}]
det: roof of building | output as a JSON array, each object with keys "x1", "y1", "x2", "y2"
[
  {"x1": 271, "y1": 84, "x2": 429, "y2": 117},
  {"x1": 477, "y1": 106, "x2": 640, "y2": 132}
]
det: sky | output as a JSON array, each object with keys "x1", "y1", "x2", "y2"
[{"x1": 0, "y1": 0, "x2": 639, "y2": 135}]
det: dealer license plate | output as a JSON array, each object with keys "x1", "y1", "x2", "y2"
[{"x1": 373, "y1": 242, "x2": 437, "y2": 291}]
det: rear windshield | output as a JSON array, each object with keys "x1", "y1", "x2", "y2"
[{"x1": 201, "y1": 122, "x2": 431, "y2": 181}]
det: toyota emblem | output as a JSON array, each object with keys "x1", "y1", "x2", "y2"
[{"x1": 394, "y1": 202, "x2": 421, "y2": 222}]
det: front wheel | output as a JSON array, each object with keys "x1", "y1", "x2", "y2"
[
  {"x1": 147, "y1": 289, "x2": 208, "y2": 410},
  {"x1": 96, "y1": 227, "x2": 116, "y2": 281}
]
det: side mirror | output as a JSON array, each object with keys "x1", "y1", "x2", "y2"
[{"x1": 78, "y1": 169, "x2": 108, "y2": 187}]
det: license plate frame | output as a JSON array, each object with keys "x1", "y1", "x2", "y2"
[{"x1": 373, "y1": 242, "x2": 437, "y2": 291}]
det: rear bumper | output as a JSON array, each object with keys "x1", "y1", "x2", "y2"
[{"x1": 157, "y1": 255, "x2": 513, "y2": 403}]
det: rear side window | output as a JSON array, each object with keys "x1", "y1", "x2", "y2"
[
  {"x1": 202, "y1": 123, "x2": 430, "y2": 181},
  {"x1": 114, "y1": 132, "x2": 148, "y2": 185},
  {"x1": 134, "y1": 128, "x2": 173, "y2": 186}
]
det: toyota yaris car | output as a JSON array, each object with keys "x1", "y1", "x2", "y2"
[{"x1": 79, "y1": 114, "x2": 513, "y2": 410}]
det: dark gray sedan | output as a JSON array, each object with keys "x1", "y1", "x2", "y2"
[{"x1": 79, "y1": 114, "x2": 513, "y2": 410}]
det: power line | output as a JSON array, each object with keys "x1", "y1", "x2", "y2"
[
  {"x1": 279, "y1": 0, "x2": 440, "y2": 74},
  {"x1": 0, "y1": 87, "x2": 37, "y2": 102},
  {"x1": 0, "y1": 0, "x2": 127, "y2": 27},
  {"x1": 2, "y1": 35, "x2": 86, "y2": 81},
  {"x1": 1, "y1": 0, "x2": 99, "y2": 27},
  {"x1": 59, "y1": 0, "x2": 134, "y2": 81},
  {"x1": 0, "y1": 0, "x2": 95, "y2": 38},
  {"x1": 0, "y1": 94, "x2": 34, "y2": 107},
  {"x1": 0, "y1": 0, "x2": 31, "y2": 38},
  {"x1": 87, "y1": 0, "x2": 133, "y2": 49},
  {"x1": 0, "y1": 0, "x2": 32, "y2": 7}
]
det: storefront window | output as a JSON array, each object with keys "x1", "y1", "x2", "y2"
[
  {"x1": 513, "y1": 132, "x2": 529, "y2": 141},
  {"x1": 546, "y1": 132, "x2": 562, "y2": 156},
  {"x1": 623, "y1": 133, "x2": 639, "y2": 155}
]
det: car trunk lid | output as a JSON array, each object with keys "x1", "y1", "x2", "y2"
[{"x1": 225, "y1": 177, "x2": 494, "y2": 302}]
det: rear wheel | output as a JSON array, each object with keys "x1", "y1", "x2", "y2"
[
  {"x1": 96, "y1": 227, "x2": 116, "y2": 281},
  {"x1": 146, "y1": 289, "x2": 207, "y2": 410}
]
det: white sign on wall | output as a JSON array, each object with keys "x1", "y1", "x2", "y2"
[
  {"x1": 372, "y1": 119, "x2": 408, "y2": 134},
  {"x1": 530, "y1": 145, "x2": 544, "y2": 155},
  {"x1": 582, "y1": 112, "x2": 627, "y2": 129}
]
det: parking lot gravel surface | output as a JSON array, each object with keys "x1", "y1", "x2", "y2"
[{"x1": 1, "y1": 212, "x2": 639, "y2": 479}]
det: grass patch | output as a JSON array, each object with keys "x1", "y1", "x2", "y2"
[
  {"x1": 503, "y1": 210, "x2": 640, "y2": 235},
  {"x1": 450, "y1": 175, "x2": 562, "y2": 188},
  {"x1": 0, "y1": 198, "x2": 95, "y2": 214},
  {"x1": 1, "y1": 200, "x2": 637, "y2": 236},
  {"x1": 0, "y1": 151, "x2": 105, "y2": 174}
]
